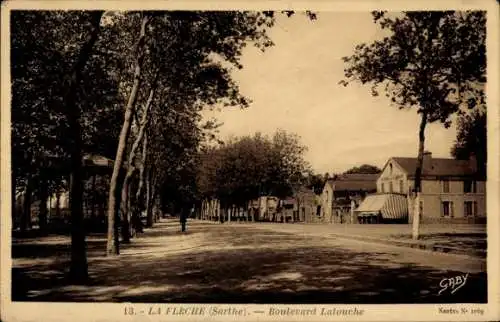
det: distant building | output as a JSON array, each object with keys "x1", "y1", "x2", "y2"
[
  {"x1": 13, "y1": 154, "x2": 114, "y2": 230},
  {"x1": 249, "y1": 196, "x2": 279, "y2": 222},
  {"x1": 279, "y1": 197, "x2": 296, "y2": 222},
  {"x1": 274, "y1": 187, "x2": 320, "y2": 223},
  {"x1": 357, "y1": 152, "x2": 486, "y2": 224},
  {"x1": 295, "y1": 187, "x2": 322, "y2": 223},
  {"x1": 320, "y1": 174, "x2": 378, "y2": 223}
]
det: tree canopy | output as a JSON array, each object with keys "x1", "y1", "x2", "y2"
[
  {"x1": 10, "y1": 9, "x2": 318, "y2": 266},
  {"x1": 451, "y1": 108, "x2": 486, "y2": 177},
  {"x1": 340, "y1": 11, "x2": 486, "y2": 195},
  {"x1": 340, "y1": 11, "x2": 486, "y2": 239},
  {"x1": 196, "y1": 130, "x2": 310, "y2": 206},
  {"x1": 344, "y1": 164, "x2": 382, "y2": 174}
]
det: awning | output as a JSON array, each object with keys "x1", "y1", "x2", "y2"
[{"x1": 356, "y1": 194, "x2": 408, "y2": 219}]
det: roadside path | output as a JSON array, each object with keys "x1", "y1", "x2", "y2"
[{"x1": 11, "y1": 219, "x2": 487, "y2": 303}]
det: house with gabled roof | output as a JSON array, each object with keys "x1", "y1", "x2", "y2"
[
  {"x1": 320, "y1": 173, "x2": 378, "y2": 223},
  {"x1": 358, "y1": 151, "x2": 486, "y2": 224}
]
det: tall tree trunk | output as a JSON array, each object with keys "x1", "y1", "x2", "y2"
[
  {"x1": 21, "y1": 178, "x2": 32, "y2": 233},
  {"x1": 38, "y1": 172, "x2": 49, "y2": 235},
  {"x1": 136, "y1": 135, "x2": 148, "y2": 205},
  {"x1": 134, "y1": 135, "x2": 148, "y2": 229},
  {"x1": 120, "y1": 181, "x2": 132, "y2": 243},
  {"x1": 106, "y1": 15, "x2": 150, "y2": 256},
  {"x1": 55, "y1": 191, "x2": 61, "y2": 218},
  {"x1": 145, "y1": 168, "x2": 154, "y2": 227},
  {"x1": 121, "y1": 78, "x2": 158, "y2": 240},
  {"x1": 412, "y1": 111, "x2": 428, "y2": 240},
  {"x1": 11, "y1": 170, "x2": 17, "y2": 230},
  {"x1": 146, "y1": 174, "x2": 158, "y2": 228},
  {"x1": 66, "y1": 11, "x2": 103, "y2": 282},
  {"x1": 91, "y1": 174, "x2": 96, "y2": 219}
]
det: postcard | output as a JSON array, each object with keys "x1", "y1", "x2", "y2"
[{"x1": 1, "y1": 0, "x2": 499, "y2": 321}]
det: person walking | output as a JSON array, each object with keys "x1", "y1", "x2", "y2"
[{"x1": 180, "y1": 209, "x2": 187, "y2": 232}]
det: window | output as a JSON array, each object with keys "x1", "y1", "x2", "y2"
[
  {"x1": 389, "y1": 182, "x2": 393, "y2": 193},
  {"x1": 389, "y1": 163, "x2": 393, "y2": 174},
  {"x1": 381, "y1": 183, "x2": 385, "y2": 193},
  {"x1": 464, "y1": 201, "x2": 477, "y2": 217},
  {"x1": 464, "y1": 180, "x2": 477, "y2": 193},
  {"x1": 419, "y1": 201, "x2": 424, "y2": 217},
  {"x1": 441, "y1": 180, "x2": 450, "y2": 193},
  {"x1": 441, "y1": 201, "x2": 454, "y2": 217},
  {"x1": 399, "y1": 180, "x2": 404, "y2": 193}
]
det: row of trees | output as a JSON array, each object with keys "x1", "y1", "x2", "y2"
[
  {"x1": 11, "y1": 10, "x2": 317, "y2": 282},
  {"x1": 10, "y1": 9, "x2": 486, "y2": 283},
  {"x1": 196, "y1": 130, "x2": 310, "y2": 209}
]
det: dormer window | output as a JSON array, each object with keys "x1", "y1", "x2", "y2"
[{"x1": 389, "y1": 163, "x2": 393, "y2": 175}]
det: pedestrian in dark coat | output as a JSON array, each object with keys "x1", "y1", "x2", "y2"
[{"x1": 180, "y1": 210, "x2": 187, "y2": 232}]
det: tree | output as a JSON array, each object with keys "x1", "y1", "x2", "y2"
[
  {"x1": 305, "y1": 173, "x2": 326, "y2": 194},
  {"x1": 197, "y1": 130, "x2": 309, "y2": 212},
  {"x1": 106, "y1": 12, "x2": 151, "y2": 255},
  {"x1": 11, "y1": 11, "x2": 71, "y2": 232},
  {"x1": 451, "y1": 108, "x2": 486, "y2": 177},
  {"x1": 104, "y1": 11, "x2": 316, "y2": 253},
  {"x1": 344, "y1": 164, "x2": 381, "y2": 174},
  {"x1": 340, "y1": 11, "x2": 486, "y2": 239},
  {"x1": 11, "y1": 10, "x2": 109, "y2": 282},
  {"x1": 63, "y1": 11, "x2": 105, "y2": 282}
]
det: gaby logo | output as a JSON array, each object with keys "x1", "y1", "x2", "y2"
[{"x1": 438, "y1": 273, "x2": 469, "y2": 295}]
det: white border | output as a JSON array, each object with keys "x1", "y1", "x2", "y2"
[{"x1": 1, "y1": 1, "x2": 499, "y2": 321}]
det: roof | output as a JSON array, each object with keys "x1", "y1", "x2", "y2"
[
  {"x1": 326, "y1": 173, "x2": 378, "y2": 192},
  {"x1": 392, "y1": 157, "x2": 478, "y2": 178},
  {"x1": 83, "y1": 154, "x2": 114, "y2": 168}
]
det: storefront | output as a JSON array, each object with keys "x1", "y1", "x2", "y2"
[{"x1": 355, "y1": 193, "x2": 408, "y2": 224}]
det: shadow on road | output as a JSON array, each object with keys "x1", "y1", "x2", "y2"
[{"x1": 11, "y1": 221, "x2": 487, "y2": 304}]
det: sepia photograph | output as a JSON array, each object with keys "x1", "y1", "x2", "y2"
[{"x1": 1, "y1": 1, "x2": 499, "y2": 321}]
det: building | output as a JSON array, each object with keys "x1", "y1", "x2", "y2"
[
  {"x1": 248, "y1": 196, "x2": 279, "y2": 222},
  {"x1": 320, "y1": 174, "x2": 378, "y2": 223},
  {"x1": 360, "y1": 152, "x2": 486, "y2": 224},
  {"x1": 279, "y1": 197, "x2": 296, "y2": 222},
  {"x1": 274, "y1": 187, "x2": 321, "y2": 223},
  {"x1": 13, "y1": 154, "x2": 115, "y2": 231},
  {"x1": 295, "y1": 187, "x2": 322, "y2": 223}
]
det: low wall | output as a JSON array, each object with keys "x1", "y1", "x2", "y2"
[{"x1": 420, "y1": 216, "x2": 487, "y2": 224}]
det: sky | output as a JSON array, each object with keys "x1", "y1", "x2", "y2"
[{"x1": 202, "y1": 12, "x2": 459, "y2": 174}]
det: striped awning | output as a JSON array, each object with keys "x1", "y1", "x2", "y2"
[{"x1": 356, "y1": 194, "x2": 408, "y2": 219}]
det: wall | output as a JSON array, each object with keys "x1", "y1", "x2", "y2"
[
  {"x1": 407, "y1": 179, "x2": 486, "y2": 220},
  {"x1": 378, "y1": 159, "x2": 486, "y2": 222},
  {"x1": 377, "y1": 160, "x2": 408, "y2": 194},
  {"x1": 320, "y1": 183, "x2": 333, "y2": 222}
]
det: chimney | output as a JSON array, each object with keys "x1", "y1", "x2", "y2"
[{"x1": 423, "y1": 151, "x2": 432, "y2": 170}]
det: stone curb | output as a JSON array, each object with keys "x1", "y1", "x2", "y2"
[{"x1": 327, "y1": 233, "x2": 486, "y2": 258}]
